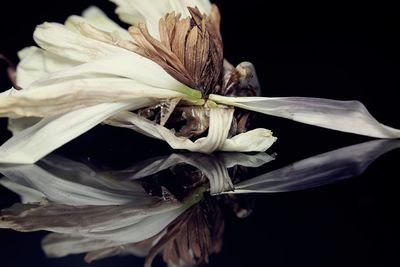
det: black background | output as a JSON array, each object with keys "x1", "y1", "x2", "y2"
[{"x1": 0, "y1": 1, "x2": 399, "y2": 266}]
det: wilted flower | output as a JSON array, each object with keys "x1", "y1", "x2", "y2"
[{"x1": 1, "y1": 0, "x2": 399, "y2": 164}]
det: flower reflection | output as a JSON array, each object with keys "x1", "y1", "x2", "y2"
[{"x1": 1, "y1": 139, "x2": 399, "y2": 266}]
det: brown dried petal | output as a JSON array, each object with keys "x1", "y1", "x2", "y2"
[{"x1": 129, "y1": 6, "x2": 224, "y2": 95}]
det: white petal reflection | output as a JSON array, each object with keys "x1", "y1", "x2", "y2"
[
  {"x1": 103, "y1": 152, "x2": 273, "y2": 195},
  {"x1": 0, "y1": 157, "x2": 190, "y2": 249},
  {"x1": 0, "y1": 200, "x2": 186, "y2": 245},
  {"x1": 42, "y1": 233, "x2": 152, "y2": 259},
  {"x1": 232, "y1": 139, "x2": 400, "y2": 193},
  {"x1": 219, "y1": 152, "x2": 275, "y2": 168},
  {"x1": 209, "y1": 95, "x2": 400, "y2": 139},
  {"x1": 0, "y1": 154, "x2": 156, "y2": 206}
]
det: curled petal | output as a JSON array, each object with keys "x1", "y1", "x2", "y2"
[
  {"x1": 220, "y1": 128, "x2": 277, "y2": 152},
  {"x1": 0, "y1": 102, "x2": 142, "y2": 164},
  {"x1": 107, "y1": 106, "x2": 234, "y2": 154},
  {"x1": 210, "y1": 95, "x2": 400, "y2": 139}
]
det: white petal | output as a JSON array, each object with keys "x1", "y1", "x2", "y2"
[
  {"x1": 0, "y1": 102, "x2": 139, "y2": 164},
  {"x1": 179, "y1": 0, "x2": 212, "y2": 14},
  {"x1": 232, "y1": 139, "x2": 400, "y2": 194},
  {"x1": 110, "y1": 0, "x2": 212, "y2": 39},
  {"x1": 220, "y1": 128, "x2": 277, "y2": 152},
  {"x1": 1, "y1": 51, "x2": 200, "y2": 118},
  {"x1": 210, "y1": 95, "x2": 400, "y2": 139},
  {"x1": 7, "y1": 117, "x2": 41, "y2": 134},
  {"x1": 0, "y1": 77, "x2": 183, "y2": 118},
  {"x1": 16, "y1": 46, "x2": 78, "y2": 88},
  {"x1": 33, "y1": 22, "x2": 127, "y2": 63},
  {"x1": 107, "y1": 106, "x2": 234, "y2": 153},
  {"x1": 27, "y1": 52, "x2": 200, "y2": 98},
  {"x1": 66, "y1": 6, "x2": 132, "y2": 41},
  {"x1": 110, "y1": 0, "x2": 170, "y2": 38}
]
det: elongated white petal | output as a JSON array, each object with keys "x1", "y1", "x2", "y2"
[
  {"x1": 0, "y1": 102, "x2": 141, "y2": 164},
  {"x1": 26, "y1": 52, "x2": 201, "y2": 99},
  {"x1": 0, "y1": 78, "x2": 182, "y2": 118},
  {"x1": 220, "y1": 128, "x2": 277, "y2": 152},
  {"x1": 33, "y1": 22, "x2": 127, "y2": 63},
  {"x1": 16, "y1": 46, "x2": 78, "y2": 88},
  {"x1": 0, "y1": 155, "x2": 154, "y2": 206},
  {"x1": 210, "y1": 95, "x2": 400, "y2": 139},
  {"x1": 66, "y1": 6, "x2": 132, "y2": 41},
  {"x1": 232, "y1": 139, "x2": 400, "y2": 193},
  {"x1": 107, "y1": 106, "x2": 234, "y2": 153}
]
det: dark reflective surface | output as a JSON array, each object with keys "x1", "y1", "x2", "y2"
[
  {"x1": 1, "y1": 140, "x2": 400, "y2": 266},
  {"x1": 1, "y1": 0, "x2": 400, "y2": 267}
]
